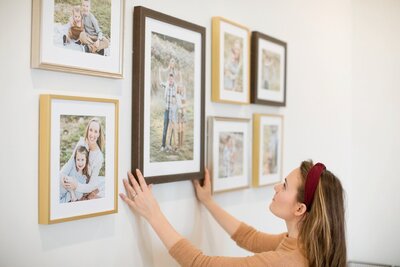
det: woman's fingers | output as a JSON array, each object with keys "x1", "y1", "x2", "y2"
[
  {"x1": 204, "y1": 168, "x2": 211, "y2": 186},
  {"x1": 119, "y1": 192, "x2": 136, "y2": 208},
  {"x1": 192, "y1": 179, "x2": 200, "y2": 189},
  {"x1": 128, "y1": 171, "x2": 142, "y2": 195},
  {"x1": 136, "y1": 169, "x2": 149, "y2": 193},
  {"x1": 123, "y1": 179, "x2": 137, "y2": 199}
]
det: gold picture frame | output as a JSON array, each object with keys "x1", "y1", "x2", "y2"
[
  {"x1": 39, "y1": 95, "x2": 119, "y2": 224},
  {"x1": 212, "y1": 17, "x2": 250, "y2": 104},
  {"x1": 207, "y1": 116, "x2": 250, "y2": 193},
  {"x1": 252, "y1": 114, "x2": 283, "y2": 187},
  {"x1": 31, "y1": 0, "x2": 124, "y2": 78}
]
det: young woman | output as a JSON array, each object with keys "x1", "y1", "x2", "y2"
[{"x1": 120, "y1": 160, "x2": 347, "y2": 266}]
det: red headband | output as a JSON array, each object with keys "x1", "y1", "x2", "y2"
[{"x1": 304, "y1": 162, "x2": 326, "y2": 211}]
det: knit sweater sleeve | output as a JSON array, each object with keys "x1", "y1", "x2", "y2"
[
  {"x1": 230, "y1": 223, "x2": 286, "y2": 253},
  {"x1": 169, "y1": 238, "x2": 283, "y2": 267}
]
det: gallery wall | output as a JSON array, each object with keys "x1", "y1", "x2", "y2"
[{"x1": 0, "y1": 0, "x2": 399, "y2": 266}]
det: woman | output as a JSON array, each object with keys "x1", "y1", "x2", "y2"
[
  {"x1": 120, "y1": 160, "x2": 347, "y2": 266},
  {"x1": 61, "y1": 117, "x2": 105, "y2": 200}
]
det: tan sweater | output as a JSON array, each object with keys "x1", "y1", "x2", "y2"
[{"x1": 169, "y1": 222, "x2": 308, "y2": 267}]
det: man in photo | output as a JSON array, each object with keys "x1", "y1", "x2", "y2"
[{"x1": 160, "y1": 73, "x2": 177, "y2": 151}]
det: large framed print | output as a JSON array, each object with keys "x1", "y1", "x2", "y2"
[
  {"x1": 31, "y1": 0, "x2": 124, "y2": 78},
  {"x1": 208, "y1": 117, "x2": 250, "y2": 193},
  {"x1": 39, "y1": 95, "x2": 119, "y2": 224},
  {"x1": 212, "y1": 17, "x2": 250, "y2": 104},
  {"x1": 252, "y1": 114, "x2": 283, "y2": 187},
  {"x1": 251, "y1": 32, "x2": 287, "y2": 106},
  {"x1": 132, "y1": 6, "x2": 205, "y2": 184}
]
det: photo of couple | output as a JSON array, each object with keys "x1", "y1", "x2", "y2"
[
  {"x1": 149, "y1": 32, "x2": 195, "y2": 163},
  {"x1": 53, "y1": 0, "x2": 111, "y2": 56},
  {"x1": 59, "y1": 116, "x2": 106, "y2": 203}
]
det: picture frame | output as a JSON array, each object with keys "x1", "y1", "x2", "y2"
[
  {"x1": 31, "y1": 0, "x2": 124, "y2": 78},
  {"x1": 252, "y1": 114, "x2": 283, "y2": 187},
  {"x1": 132, "y1": 6, "x2": 205, "y2": 184},
  {"x1": 39, "y1": 95, "x2": 119, "y2": 224},
  {"x1": 207, "y1": 117, "x2": 250, "y2": 193},
  {"x1": 212, "y1": 17, "x2": 250, "y2": 104},
  {"x1": 251, "y1": 31, "x2": 287, "y2": 106}
]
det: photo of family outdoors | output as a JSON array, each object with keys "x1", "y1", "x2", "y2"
[
  {"x1": 218, "y1": 132, "x2": 244, "y2": 178},
  {"x1": 53, "y1": 0, "x2": 111, "y2": 56},
  {"x1": 59, "y1": 116, "x2": 106, "y2": 203},
  {"x1": 149, "y1": 32, "x2": 195, "y2": 163}
]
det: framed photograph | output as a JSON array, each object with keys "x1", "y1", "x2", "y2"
[
  {"x1": 132, "y1": 6, "x2": 205, "y2": 184},
  {"x1": 208, "y1": 117, "x2": 250, "y2": 193},
  {"x1": 31, "y1": 0, "x2": 124, "y2": 78},
  {"x1": 211, "y1": 17, "x2": 250, "y2": 104},
  {"x1": 39, "y1": 95, "x2": 119, "y2": 224},
  {"x1": 251, "y1": 31, "x2": 287, "y2": 106},
  {"x1": 252, "y1": 114, "x2": 283, "y2": 187}
]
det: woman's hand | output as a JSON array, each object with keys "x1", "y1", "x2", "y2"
[
  {"x1": 193, "y1": 168, "x2": 213, "y2": 206},
  {"x1": 120, "y1": 169, "x2": 161, "y2": 223}
]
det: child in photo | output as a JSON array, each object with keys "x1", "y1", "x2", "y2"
[
  {"x1": 167, "y1": 95, "x2": 178, "y2": 151},
  {"x1": 59, "y1": 146, "x2": 91, "y2": 203},
  {"x1": 79, "y1": 0, "x2": 110, "y2": 55},
  {"x1": 63, "y1": 6, "x2": 84, "y2": 46},
  {"x1": 176, "y1": 85, "x2": 186, "y2": 148}
]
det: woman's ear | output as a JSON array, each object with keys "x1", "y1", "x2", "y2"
[{"x1": 295, "y1": 203, "x2": 307, "y2": 216}]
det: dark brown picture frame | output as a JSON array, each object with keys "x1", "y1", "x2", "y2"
[
  {"x1": 251, "y1": 31, "x2": 287, "y2": 106},
  {"x1": 132, "y1": 6, "x2": 205, "y2": 184}
]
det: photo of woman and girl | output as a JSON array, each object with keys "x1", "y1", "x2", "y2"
[
  {"x1": 55, "y1": 0, "x2": 110, "y2": 56},
  {"x1": 59, "y1": 117, "x2": 105, "y2": 203}
]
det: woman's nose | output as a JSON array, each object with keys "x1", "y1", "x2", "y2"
[{"x1": 274, "y1": 183, "x2": 283, "y2": 192}]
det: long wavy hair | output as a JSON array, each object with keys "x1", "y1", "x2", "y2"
[
  {"x1": 297, "y1": 160, "x2": 347, "y2": 267},
  {"x1": 85, "y1": 117, "x2": 105, "y2": 152}
]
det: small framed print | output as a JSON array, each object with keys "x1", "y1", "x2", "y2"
[
  {"x1": 132, "y1": 6, "x2": 205, "y2": 184},
  {"x1": 31, "y1": 0, "x2": 124, "y2": 78},
  {"x1": 39, "y1": 95, "x2": 119, "y2": 224},
  {"x1": 208, "y1": 117, "x2": 250, "y2": 193},
  {"x1": 251, "y1": 32, "x2": 287, "y2": 106},
  {"x1": 252, "y1": 114, "x2": 283, "y2": 187},
  {"x1": 212, "y1": 17, "x2": 250, "y2": 104}
]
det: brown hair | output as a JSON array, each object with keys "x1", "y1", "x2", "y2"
[
  {"x1": 74, "y1": 146, "x2": 91, "y2": 183},
  {"x1": 85, "y1": 117, "x2": 105, "y2": 152},
  {"x1": 297, "y1": 160, "x2": 347, "y2": 267}
]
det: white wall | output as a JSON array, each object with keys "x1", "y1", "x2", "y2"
[
  {"x1": 348, "y1": 0, "x2": 400, "y2": 264},
  {"x1": 0, "y1": 0, "x2": 397, "y2": 266}
]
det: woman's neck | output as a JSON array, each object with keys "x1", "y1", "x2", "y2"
[{"x1": 285, "y1": 219, "x2": 300, "y2": 239}]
